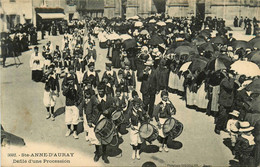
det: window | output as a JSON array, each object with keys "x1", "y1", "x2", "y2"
[{"x1": 10, "y1": 0, "x2": 16, "y2": 2}]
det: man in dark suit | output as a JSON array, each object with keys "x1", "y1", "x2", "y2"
[
  {"x1": 138, "y1": 59, "x2": 159, "y2": 120},
  {"x1": 227, "y1": 33, "x2": 236, "y2": 46}
]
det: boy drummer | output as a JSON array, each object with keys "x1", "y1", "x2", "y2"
[{"x1": 154, "y1": 90, "x2": 176, "y2": 152}]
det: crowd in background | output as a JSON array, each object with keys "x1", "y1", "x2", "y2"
[{"x1": 2, "y1": 13, "x2": 260, "y2": 166}]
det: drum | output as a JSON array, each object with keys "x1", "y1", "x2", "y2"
[
  {"x1": 112, "y1": 111, "x2": 125, "y2": 126},
  {"x1": 139, "y1": 123, "x2": 158, "y2": 142},
  {"x1": 163, "y1": 117, "x2": 183, "y2": 139},
  {"x1": 94, "y1": 118, "x2": 115, "y2": 145}
]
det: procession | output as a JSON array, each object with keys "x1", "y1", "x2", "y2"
[{"x1": 1, "y1": 0, "x2": 260, "y2": 166}]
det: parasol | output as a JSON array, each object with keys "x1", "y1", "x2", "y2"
[
  {"x1": 231, "y1": 60, "x2": 260, "y2": 77},
  {"x1": 179, "y1": 61, "x2": 192, "y2": 72},
  {"x1": 232, "y1": 40, "x2": 249, "y2": 50},
  {"x1": 127, "y1": 15, "x2": 140, "y2": 20},
  {"x1": 106, "y1": 33, "x2": 120, "y2": 40},
  {"x1": 245, "y1": 78, "x2": 260, "y2": 93},
  {"x1": 192, "y1": 37, "x2": 206, "y2": 46},
  {"x1": 174, "y1": 46, "x2": 197, "y2": 56},
  {"x1": 149, "y1": 19, "x2": 156, "y2": 23},
  {"x1": 248, "y1": 37, "x2": 260, "y2": 46},
  {"x1": 206, "y1": 55, "x2": 232, "y2": 71},
  {"x1": 123, "y1": 38, "x2": 137, "y2": 50},
  {"x1": 165, "y1": 19, "x2": 173, "y2": 23},
  {"x1": 199, "y1": 42, "x2": 216, "y2": 52},
  {"x1": 148, "y1": 35, "x2": 164, "y2": 45},
  {"x1": 120, "y1": 34, "x2": 132, "y2": 41},
  {"x1": 253, "y1": 41, "x2": 260, "y2": 50},
  {"x1": 210, "y1": 36, "x2": 227, "y2": 45},
  {"x1": 189, "y1": 57, "x2": 209, "y2": 73}
]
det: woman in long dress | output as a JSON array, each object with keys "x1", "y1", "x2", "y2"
[{"x1": 111, "y1": 40, "x2": 122, "y2": 68}]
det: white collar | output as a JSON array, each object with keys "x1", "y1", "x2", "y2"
[
  {"x1": 242, "y1": 134, "x2": 256, "y2": 146},
  {"x1": 106, "y1": 70, "x2": 113, "y2": 76},
  {"x1": 98, "y1": 94, "x2": 106, "y2": 102},
  {"x1": 87, "y1": 70, "x2": 95, "y2": 76}
]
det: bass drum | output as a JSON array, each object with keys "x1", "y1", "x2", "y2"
[
  {"x1": 163, "y1": 117, "x2": 183, "y2": 139},
  {"x1": 94, "y1": 118, "x2": 115, "y2": 145},
  {"x1": 139, "y1": 123, "x2": 158, "y2": 142}
]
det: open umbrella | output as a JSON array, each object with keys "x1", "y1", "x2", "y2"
[
  {"x1": 210, "y1": 36, "x2": 227, "y2": 45},
  {"x1": 134, "y1": 21, "x2": 143, "y2": 27},
  {"x1": 199, "y1": 42, "x2": 216, "y2": 52},
  {"x1": 120, "y1": 34, "x2": 132, "y2": 41},
  {"x1": 174, "y1": 46, "x2": 195, "y2": 56},
  {"x1": 106, "y1": 33, "x2": 120, "y2": 40},
  {"x1": 148, "y1": 35, "x2": 164, "y2": 45},
  {"x1": 189, "y1": 57, "x2": 209, "y2": 73},
  {"x1": 192, "y1": 37, "x2": 206, "y2": 46},
  {"x1": 253, "y1": 41, "x2": 260, "y2": 50},
  {"x1": 123, "y1": 38, "x2": 137, "y2": 50},
  {"x1": 156, "y1": 21, "x2": 166, "y2": 26},
  {"x1": 179, "y1": 61, "x2": 192, "y2": 72},
  {"x1": 232, "y1": 40, "x2": 249, "y2": 50},
  {"x1": 206, "y1": 55, "x2": 232, "y2": 71},
  {"x1": 248, "y1": 51, "x2": 260, "y2": 66},
  {"x1": 199, "y1": 29, "x2": 212, "y2": 38},
  {"x1": 231, "y1": 60, "x2": 260, "y2": 77},
  {"x1": 165, "y1": 19, "x2": 173, "y2": 23},
  {"x1": 246, "y1": 78, "x2": 260, "y2": 93},
  {"x1": 248, "y1": 37, "x2": 260, "y2": 46},
  {"x1": 140, "y1": 29, "x2": 149, "y2": 35}
]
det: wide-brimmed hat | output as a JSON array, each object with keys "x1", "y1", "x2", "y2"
[
  {"x1": 144, "y1": 59, "x2": 154, "y2": 66},
  {"x1": 239, "y1": 121, "x2": 254, "y2": 132},
  {"x1": 229, "y1": 110, "x2": 240, "y2": 117}
]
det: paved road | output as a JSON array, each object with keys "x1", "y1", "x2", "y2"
[{"x1": 1, "y1": 28, "x2": 255, "y2": 166}]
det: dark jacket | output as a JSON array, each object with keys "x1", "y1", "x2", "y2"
[
  {"x1": 139, "y1": 68, "x2": 159, "y2": 94},
  {"x1": 219, "y1": 77, "x2": 235, "y2": 107}
]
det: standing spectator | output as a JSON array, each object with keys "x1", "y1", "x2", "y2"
[
  {"x1": 239, "y1": 16, "x2": 243, "y2": 27},
  {"x1": 1, "y1": 37, "x2": 7, "y2": 68},
  {"x1": 138, "y1": 59, "x2": 159, "y2": 120},
  {"x1": 234, "y1": 16, "x2": 238, "y2": 27},
  {"x1": 29, "y1": 46, "x2": 44, "y2": 82},
  {"x1": 246, "y1": 20, "x2": 252, "y2": 35},
  {"x1": 215, "y1": 70, "x2": 236, "y2": 134},
  {"x1": 244, "y1": 17, "x2": 248, "y2": 30}
]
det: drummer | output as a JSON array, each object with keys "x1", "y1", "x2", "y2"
[
  {"x1": 86, "y1": 82, "x2": 116, "y2": 164},
  {"x1": 154, "y1": 90, "x2": 176, "y2": 152},
  {"x1": 128, "y1": 97, "x2": 148, "y2": 160}
]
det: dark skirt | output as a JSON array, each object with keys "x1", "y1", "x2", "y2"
[
  {"x1": 246, "y1": 27, "x2": 252, "y2": 35},
  {"x1": 32, "y1": 70, "x2": 43, "y2": 82},
  {"x1": 112, "y1": 50, "x2": 121, "y2": 68}
]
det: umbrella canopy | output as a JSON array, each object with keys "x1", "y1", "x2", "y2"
[
  {"x1": 249, "y1": 51, "x2": 260, "y2": 65},
  {"x1": 232, "y1": 40, "x2": 249, "y2": 50},
  {"x1": 192, "y1": 37, "x2": 206, "y2": 46},
  {"x1": 231, "y1": 60, "x2": 260, "y2": 77},
  {"x1": 206, "y1": 55, "x2": 232, "y2": 71},
  {"x1": 199, "y1": 29, "x2": 211, "y2": 38},
  {"x1": 248, "y1": 37, "x2": 260, "y2": 46},
  {"x1": 246, "y1": 78, "x2": 260, "y2": 93},
  {"x1": 134, "y1": 21, "x2": 143, "y2": 27},
  {"x1": 165, "y1": 19, "x2": 173, "y2": 23},
  {"x1": 174, "y1": 46, "x2": 196, "y2": 56},
  {"x1": 189, "y1": 57, "x2": 209, "y2": 73},
  {"x1": 210, "y1": 36, "x2": 227, "y2": 45},
  {"x1": 253, "y1": 41, "x2": 260, "y2": 50},
  {"x1": 106, "y1": 33, "x2": 120, "y2": 40},
  {"x1": 120, "y1": 34, "x2": 132, "y2": 41},
  {"x1": 123, "y1": 38, "x2": 137, "y2": 50},
  {"x1": 199, "y1": 42, "x2": 216, "y2": 52},
  {"x1": 140, "y1": 29, "x2": 149, "y2": 35},
  {"x1": 148, "y1": 35, "x2": 164, "y2": 45},
  {"x1": 156, "y1": 21, "x2": 166, "y2": 26},
  {"x1": 179, "y1": 61, "x2": 192, "y2": 72}
]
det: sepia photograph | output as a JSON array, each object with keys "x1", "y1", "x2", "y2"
[{"x1": 0, "y1": 0, "x2": 260, "y2": 166}]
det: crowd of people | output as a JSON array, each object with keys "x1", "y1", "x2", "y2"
[
  {"x1": 27, "y1": 14, "x2": 260, "y2": 166},
  {"x1": 233, "y1": 16, "x2": 259, "y2": 35}
]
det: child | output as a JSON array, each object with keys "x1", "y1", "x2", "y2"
[
  {"x1": 226, "y1": 110, "x2": 240, "y2": 147},
  {"x1": 154, "y1": 90, "x2": 176, "y2": 152}
]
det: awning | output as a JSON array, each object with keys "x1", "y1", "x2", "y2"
[{"x1": 38, "y1": 13, "x2": 65, "y2": 19}]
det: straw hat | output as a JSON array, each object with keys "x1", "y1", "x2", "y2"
[
  {"x1": 229, "y1": 110, "x2": 240, "y2": 117},
  {"x1": 239, "y1": 121, "x2": 254, "y2": 132}
]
